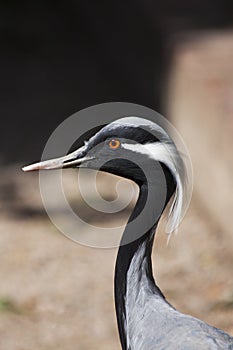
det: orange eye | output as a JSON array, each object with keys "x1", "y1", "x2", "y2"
[{"x1": 109, "y1": 139, "x2": 121, "y2": 149}]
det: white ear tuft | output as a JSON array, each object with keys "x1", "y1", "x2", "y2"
[
  {"x1": 122, "y1": 140, "x2": 191, "y2": 235},
  {"x1": 144, "y1": 142, "x2": 189, "y2": 235},
  {"x1": 114, "y1": 116, "x2": 192, "y2": 235}
]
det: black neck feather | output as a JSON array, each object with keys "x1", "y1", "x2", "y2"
[{"x1": 114, "y1": 165, "x2": 175, "y2": 349}]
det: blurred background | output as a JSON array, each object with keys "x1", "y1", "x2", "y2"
[{"x1": 0, "y1": 1, "x2": 233, "y2": 349}]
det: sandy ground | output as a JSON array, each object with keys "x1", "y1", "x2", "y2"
[{"x1": 0, "y1": 165, "x2": 232, "y2": 350}]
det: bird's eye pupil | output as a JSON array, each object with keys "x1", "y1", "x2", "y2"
[{"x1": 109, "y1": 139, "x2": 120, "y2": 149}]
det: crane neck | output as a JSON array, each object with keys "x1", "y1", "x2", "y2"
[{"x1": 114, "y1": 182, "x2": 167, "y2": 350}]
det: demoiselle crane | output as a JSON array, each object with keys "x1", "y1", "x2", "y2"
[{"x1": 23, "y1": 116, "x2": 233, "y2": 349}]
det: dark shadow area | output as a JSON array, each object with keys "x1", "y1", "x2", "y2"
[{"x1": 0, "y1": 0, "x2": 232, "y2": 163}]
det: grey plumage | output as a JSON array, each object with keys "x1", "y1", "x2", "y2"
[{"x1": 125, "y1": 241, "x2": 233, "y2": 350}]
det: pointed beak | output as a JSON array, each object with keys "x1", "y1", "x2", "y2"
[{"x1": 22, "y1": 148, "x2": 93, "y2": 172}]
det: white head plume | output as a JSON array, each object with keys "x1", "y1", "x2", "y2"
[{"x1": 114, "y1": 116, "x2": 192, "y2": 235}]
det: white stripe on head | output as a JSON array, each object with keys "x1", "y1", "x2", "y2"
[{"x1": 122, "y1": 141, "x2": 186, "y2": 235}]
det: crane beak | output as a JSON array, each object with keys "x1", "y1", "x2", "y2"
[{"x1": 22, "y1": 149, "x2": 93, "y2": 172}]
